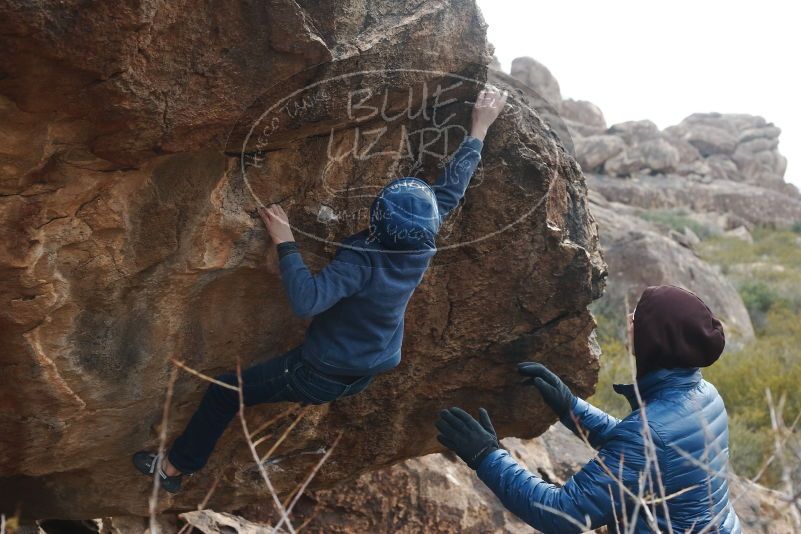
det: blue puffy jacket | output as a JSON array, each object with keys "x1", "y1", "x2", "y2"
[{"x1": 477, "y1": 368, "x2": 741, "y2": 533}]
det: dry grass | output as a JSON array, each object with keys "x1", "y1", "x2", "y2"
[{"x1": 142, "y1": 358, "x2": 343, "y2": 534}]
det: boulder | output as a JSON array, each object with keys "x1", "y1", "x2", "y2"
[
  {"x1": 604, "y1": 148, "x2": 645, "y2": 177},
  {"x1": 509, "y1": 56, "x2": 563, "y2": 108},
  {"x1": 603, "y1": 138, "x2": 680, "y2": 176},
  {"x1": 0, "y1": 2, "x2": 605, "y2": 520},
  {"x1": 574, "y1": 135, "x2": 626, "y2": 172},
  {"x1": 663, "y1": 134, "x2": 702, "y2": 164},
  {"x1": 706, "y1": 155, "x2": 743, "y2": 182},
  {"x1": 560, "y1": 99, "x2": 607, "y2": 131},
  {"x1": 679, "y1": 112, "x2": 766, "y2": 135},
  {"x1": 739, "y1": 125, "x2": 781, "y2": 143},
  {"x1": 683, "y1": 125, "x2": 738, "y2": 156},
  {"x1": 607, "y1": 120, "x2": 661, "y2": 145},
  {"x1": 724, "y1": 226, "x2": 754, "y2": 243},
  {"x1": 633, "y1": 138, "x2": 681, "y2": 174},
  {"x1": 669, "y1": 226, "x2": 701, "y2": 249}
]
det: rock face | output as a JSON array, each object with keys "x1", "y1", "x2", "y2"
[
  {"x1": 510, "y1": 57, "x2": 562, "y2": 108},
  {"x1": 0, "y1": 1, "x2": 605, "y2": 520}
]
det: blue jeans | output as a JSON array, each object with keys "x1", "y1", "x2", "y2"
[{"x1": 168, "y1": 346, "x2": 373, "y2": 473}]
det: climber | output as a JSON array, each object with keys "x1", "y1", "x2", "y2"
[
  {"x1": 132, "y1": 86, "x2": 508, "y2": 493},
  {"x1": 435, "y1": 285, "x2": 742, "y2": 533}
]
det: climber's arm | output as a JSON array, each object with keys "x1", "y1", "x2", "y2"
[
  {"x1": 431, "y1": 135, "x2": 484, "y2": 217},
  {"x1": 259, "y1": 204, "x2": 369, "y2": 318},
  {"x1": 432, "y1": 86, "x2": 507, "y2": 218},
  {"x1": 476, "y1": 420, "x2": 647, "y2": 533},
  {"x1": 277, "y1": 243, "x2": 370, "y2": 318}
]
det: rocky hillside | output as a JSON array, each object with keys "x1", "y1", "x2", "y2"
[
  {"x1": 507, "y1": 57, "x2": 801, "y2": 347},
  {"x1": 0, "y1": 2, "x2": 605, "y2": 521}
]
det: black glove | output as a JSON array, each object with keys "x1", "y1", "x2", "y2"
[
  {"x1": 518, "y1": 362, "x2": 576, "y2": 417},
  {"x1": 435, "y1": 407, "x2": 500, "y2": 470}
]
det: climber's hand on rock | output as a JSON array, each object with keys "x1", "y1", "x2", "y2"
[
  {"x1": 259, "y1": 204, "x2": 295, "y2": 245},
  {"x1": 435, "y1": 407, "x2": 500, "y2": 470},
  {"x1": 518, "y1": 362, "x2": 576, "y2": 417},
  {"x1": 470, "y1": 85, "x2": 508, "y2": 141}
]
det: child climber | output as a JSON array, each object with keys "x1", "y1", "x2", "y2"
[{"x1": 134, "y1": 86, "x2": 508, "y2": 493}]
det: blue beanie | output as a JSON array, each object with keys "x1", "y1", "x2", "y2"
[{"x1": 369, "y1": 178, "x2": 440, "y2": 250}]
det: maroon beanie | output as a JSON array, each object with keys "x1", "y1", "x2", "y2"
[{"x1": 633, "y1": 285, "x2": 726, "y2": 375}]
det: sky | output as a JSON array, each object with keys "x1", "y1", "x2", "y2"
[{"x1": 477, "y1": 0, "x2": 800, "y2": 187}]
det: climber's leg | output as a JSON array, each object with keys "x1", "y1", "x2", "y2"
[{"x1": 166, "y1": 347, "x2": 304, "y2": 474}]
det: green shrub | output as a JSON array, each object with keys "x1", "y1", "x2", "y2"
[
  {"x1": 727, "y1": 415, "x2": 778, "y2": 485},
  {"x1": 737, "y1": 280, "x2": 778, "y2": 331},
  {"x1": 792, "y1": 221, "x2": 801, "y2": 234},
  {"x1": 704, "y1": 305, "x2": 801, "y2": 430},
  {"x1": 590, "y1": 338, "x2": 635, "y2": 419}
]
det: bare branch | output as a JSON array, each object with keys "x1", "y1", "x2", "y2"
[
  {"x1": 171, "y1": 359, "x2": 240, "y2": 391},
  {"x1": 260, "y1": 407, "x2": 309, "y2": 464},
  {"x1": 272, "y1": 432, "x2": 344, "y2": 533},
  {"x1": 148, "y1": 365, "x2": 179, "y2": 534},
  {"x1": 235, "y1": 358, "x2": 297, "y2": 534},
  {"x1": 250, "y1": 407, "x2": 299, "y2": 440}
]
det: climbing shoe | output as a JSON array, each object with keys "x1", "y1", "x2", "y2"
[{"x1": 132, "y1": 451, "x2": 183, "y2": 494}]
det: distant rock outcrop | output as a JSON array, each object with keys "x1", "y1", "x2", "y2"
[
  {"x1": 508, "y1": 56, "x2": 801, "y2": 230},
  {"x1": 508, "y1": 54, "x2": 801, "y2": 347},
  {"x1": 510, "y1": 57, "x2": 563, "y2": 108}
]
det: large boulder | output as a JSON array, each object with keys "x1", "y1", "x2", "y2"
[
  {"x1": 560, "y1": 99, "x2": 607, "y2": 137},
  {"x1": 604, "y1": 138, "x2": 681, "y2": 176},
  {"x1": 574, "y1": 135, "x2": 626, "y2": 172},
  {"x1": 0, "y1": 1, "x2": 605, "y2": 520},
  {"x1": 607, "y1": 120, "x2": 661, "y2": 145},
  {"x1": 560, "y1": 99, "x2": 607, "y2": 130},
  {"x1": 509, "y1": 56, "x2": 563, "y2": 108}
]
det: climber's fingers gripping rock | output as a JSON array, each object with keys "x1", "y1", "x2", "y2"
[
  {"x1": 258, "y1": 203, "x2": 295, "y2": 245},
  {"x1": 471, "y1": 86, "x2": 508, "y2": 141}
]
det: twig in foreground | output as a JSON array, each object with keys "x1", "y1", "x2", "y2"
[
  {"x1": 171, "y1": 359, "x2": 240, "y2": 391},
  {"x1": 236, "y1": 358, "x2": 297, "y2": 534},
  {"x1": 148, "y1": 365, "x2": 179, "y2": 534},
  {"x1": 260, "y1": 408, "x2": 309, "y2": 465}
]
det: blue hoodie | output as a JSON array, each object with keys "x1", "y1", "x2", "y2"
[{"x1": 276, "y1": 135, "x2": 484, "y2": 375}]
